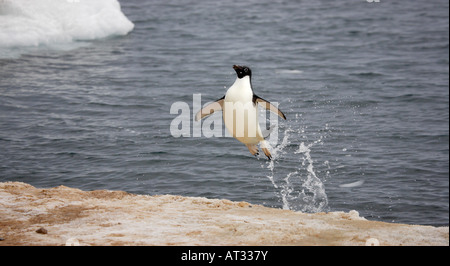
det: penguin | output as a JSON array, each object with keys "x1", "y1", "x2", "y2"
[{"x1": 195, "y1": 65, "x2": 286, "y2": 160}]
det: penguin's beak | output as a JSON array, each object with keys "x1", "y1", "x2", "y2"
[{"x1": 233, "y1": 65, "x2": 243, "y2": 71}]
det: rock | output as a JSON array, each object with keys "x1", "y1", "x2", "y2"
[{"x1": 36, "y1": 227, "x2": 48, "y2": 234}]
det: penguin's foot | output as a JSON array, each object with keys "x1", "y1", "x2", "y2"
[
  {"x1": 245, "y1": 144, "x2": 259, "y2": 157},
  {"x1": 262, "y1": 147, "x2": 272, "y2": 161}
]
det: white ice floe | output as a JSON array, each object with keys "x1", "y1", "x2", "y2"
[
  {"x1": 0, "y1": 0, "x2": 134, "y2": 48},
  {"x1": 339, "y1": 180, "x2": 365, "y2": 188}
]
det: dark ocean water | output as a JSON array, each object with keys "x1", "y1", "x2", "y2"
[{"x1": 0, "y1": 0, "x2": 448, "y2": 226}]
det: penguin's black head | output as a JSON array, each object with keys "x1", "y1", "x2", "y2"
[{"x1": 233, "y1": 65, "x2": 252, "y2": 79}]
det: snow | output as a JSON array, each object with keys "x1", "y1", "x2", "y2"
[{"x1": 0, "y1": 182, "x2": 448, "y2": 246}]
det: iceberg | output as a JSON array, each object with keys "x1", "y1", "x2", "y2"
[{"x1": 0, "y1": 0, "x2": 134, "y2": 48}]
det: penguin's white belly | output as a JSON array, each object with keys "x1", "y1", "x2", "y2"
[{"x1": 223, "y1": 91, "x2": 263, "y2": 145}]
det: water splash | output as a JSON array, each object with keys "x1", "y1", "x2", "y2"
[
  {"x1": 293, "y1": 141, "x2": 328, "y2": 212},
  {"x1": 265, "y1": 127, "x2": 291, "y2": 189},
  {"x1": 264, "y1": 123, "x2": 329, "y2": 213}
]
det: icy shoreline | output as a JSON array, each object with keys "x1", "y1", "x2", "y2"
[{"x1": 0, "y1": 182, "x2": 448, "y2": 246}]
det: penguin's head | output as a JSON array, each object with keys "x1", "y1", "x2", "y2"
[{"x1": 233, "y1": 65, "x2": 252, "y2": 79}]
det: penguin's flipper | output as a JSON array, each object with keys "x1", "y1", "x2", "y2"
[
  {"x1": 253, "y1": 95, "x2": 286, "y2": 120},
  {"x1": 195, "y1": 96, "x2": 225, "y2": 121}
]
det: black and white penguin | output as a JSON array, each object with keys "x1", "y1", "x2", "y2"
[{"x1": 196, "y1": 65, "x2": 286, "y2": 160}]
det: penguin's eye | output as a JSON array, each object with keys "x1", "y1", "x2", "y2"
[{"x1": 244, "y1": 68, "x2": 248, "y2": 72}]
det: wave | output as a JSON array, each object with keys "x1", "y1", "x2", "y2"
[{"x1": 0, "y1": 0, "x2": 134, "y2": 48}]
